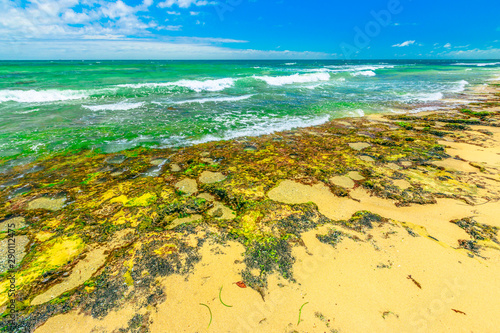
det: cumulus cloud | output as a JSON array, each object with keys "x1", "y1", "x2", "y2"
[
  {"x1": 157, "y1": 0, "x2": 217, "y2": 9},
  {"x1": 392, "y1": 40, "x2": 416, "y2": 47},
  {"x1": 0, "y1": 0, "x2": 331, "y2": 60},
  {"x1": 443, "y1": 43, "x2": 452, "y2": 48}
]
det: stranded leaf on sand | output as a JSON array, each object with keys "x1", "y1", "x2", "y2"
[
  {"x1": 199, "y1": 303, "x2": 212, "y2": 329},
  {"x1": 219, "y1": 286, "x2": 233, "y2": 308},
  {"x1": 235, "y1": 281, "x2": 247, "y2": 288}
]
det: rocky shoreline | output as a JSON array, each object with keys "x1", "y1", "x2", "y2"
[{"x1": 1, "y1": 82, "x2": 500, "y2": 332}]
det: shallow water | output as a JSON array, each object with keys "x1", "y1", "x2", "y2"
[{"x1": 1, "y1": 59, "x2": 499, "y2": 163}]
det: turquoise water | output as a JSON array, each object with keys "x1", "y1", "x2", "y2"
[{"x1": 1, "y1": 60, "x2": 500, "y2": 165}]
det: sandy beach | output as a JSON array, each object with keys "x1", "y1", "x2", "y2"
[{"x1": 1, "y1": 82, "x2": 500, "y2": 333}]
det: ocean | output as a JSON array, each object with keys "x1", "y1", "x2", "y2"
[{"x1": 1, "y1": 59, "x2": 500, "y2": 168}]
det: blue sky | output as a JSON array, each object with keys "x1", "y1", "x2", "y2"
[{"x1": 0, "y1": 0, "x2": 499, "y2": 59}]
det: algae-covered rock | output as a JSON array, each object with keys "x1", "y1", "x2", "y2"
[
  {"x1": 27, "y1": 197, "x2": 66, "y2": 211},
  {"x1": 174, "y1": 178, "x2": 198, "y2": 195},
  {"x1": 0, "y1": 235, "x2": 29, "y2": 274},
  {"x1": 0, "y1": 216, "x2": 27, "y2": 233},
  {"x1": 329, "y1": 176, "x2": 355, "y2": 189},
  {"x1": 198, "y1": 171, "x2": 226, "y2": 184},
  {"x1": 348, "y1": 142, "x2": 371, "y2": 151}
]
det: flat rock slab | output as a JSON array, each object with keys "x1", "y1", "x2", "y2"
[
  {"x1": 106, "y1": 155, "x2": 126, "y2": 165},
  {"x1": 150, "y1": 158, "x2": 167, "y2": 166},
  {"x1": 386, "y1": 163, "x2": 402, "y2": 170},
  {"x1": 201, "y1": 158, "x2": 216, "y2": 164},
  {"x1": 197, "y1": 193, "x2": 216, "y2": 202},
  {"x1": 199, "y1": 171, "x2": 226, "y2": 184},
  {"x1": 348, "y1": 171, "x2": 365, "y2": 181},
  {"x1": 208, "y1": 202, "x2": 236, "y2": 220},
  {"x1": 31, "y1": 229, "x2": 135, "y2": 305},
  {"x1": 330, "y1": 176, "x2": 355, "y2": 189},
  {"x1": 170, "y1": 163, "x2": 181, "y2": 172},
  {"x1": 27, "y1": 197, "x2": 66, "y2": 211},
  {"x1": 393, "y1": 179, "x2": 412, "y2": 190},
  {"x1": 0, "y1": 217, "x2": 27, "y2": 233},
  {"x1": 348, "y1": 142, "x2": 371, "y2": 151},
  {"x1": 359, "y1": 155, "x2": 375, "y2": 162},
  {"x1": 175, "y1": 179, "x2": 198, "y2": 195},
  {"x1": 168, "y1": 214, "x2": 202, "y2": 230},
  {"x1": 0, "y1": 235, "x2": 29, "y2": 274}
]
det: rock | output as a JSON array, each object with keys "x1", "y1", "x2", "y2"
[
  {"x1": 197, "y1": 193, "x2": 216, "y2": 202},
  {"x1": 200, "y1": 152, "x2": 210, "y2": 157},
  {"x1": 244, "y1": 145, "x2": 258, "y2": 152},
  {"x1": 105, "y1": 155, "x2": 126, "y2": 165},
  {"x1": 142, "y1": 166, "x2": 163, "y2": 178},
  {"x1": 201, "y1": 158, "x2": 216, "y2": 164},
  {"x1": 0, "y1": 235, "x2": 29, "y2": 274},
  {"x1": 174, "y1": 178, "x2": 198, "y2": 195},
  {"x1": 208, "y1": 202, "x2": 236, "y2": 220},
  {"x1": 150, "y1": 158, "x2": 167, "y2": 166},
  {"x1": 27, "y1": 197, "x2": 66, "y2": 211},
  {"x1": 386, "y1": 163, "x2": 401, "y2": 170},
  {"x1": 359, "y1": 155, "x2": 375, "y2": 162},
  {"x1": 0, "y1": 217, "x2": 27, "y2": 233},
  {"x1": 167, "y1": 214, "x2": 202, "y2": 230},
  {"x1": 401, "y1": 161, "x2": 412, "y2": 167},
  {"x1": 393, "y1": 179, "x2": 411, "y2": 190},
  {"x1": 199, "y1": 171, "x2": 226, "y2": 184},
  {"x1": 348, "y1": 142, "x2": 371, "y2": 151},
  {"x1": 348, "y1": 171, "x2": 365, "y2": 181},
  {"x1": 31, "y1": 229, "x2": 135, "y2": 305},
  {"x1": 329, "y1": 176, "x2": 355, "y2": 189},
  {"x1": 170, "y1": 163, "x2": 181, "y2": 172}
]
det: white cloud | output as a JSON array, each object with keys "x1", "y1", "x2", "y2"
[
  {"x1": 0, "y1": 0, "x2": 331, "y2": 60},
  {"x1": 190, "y1": 11, "x2": 200, "y2": 15},
  {"x1": 0, "y1": 0, "x2": 155, "y2": 40},
  {"x1": 166, "y1": 11, "x2": 181, "y2": 15},
  {"x1": 157, "y1": 25, "x2": 183, "y2": 31},
  {"x1": 443, "y1": 43, "x2": 451, "y2": 48},
  {"x1": 440, "y1": 48, "x2": 500, "y2": 59},
  {"x1": 157, "y1": 0, "x2": 216, "y2": 9},
  {"x1": 392, "y1": 40, "x2": 415, "y2": 47},
  {"x1": 0, "y1": 39, "x2": 334, "y2": 60}
]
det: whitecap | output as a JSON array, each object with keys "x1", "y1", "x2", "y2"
[
  {"x1": 117, "y1": 78, "x2": 235, "y2": 92},
  {"x1": 0, "y1": 89, "x2": 89, "y2": 103},
  {"x1": 254, "y1": 73, "x2": 330, "y2": 86},
  {"x1": 171, "y1": 94, "x2": 254, "y2": 105},
  {"x1": 351, "y1": 71, "x2": 376, "y2": 77},
  {"x1": 83, "y1": 101, "x2": 144, "y2": 111}
]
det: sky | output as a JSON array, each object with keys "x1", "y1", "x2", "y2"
[{"x1": 0, "y1": 0, "x2": 499, "y2": 60}]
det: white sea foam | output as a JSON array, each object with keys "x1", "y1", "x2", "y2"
[
  {"x1": 347, "y1": 109, "x2": 365, "y2": 117},
  {"x1": 254, "y1": 73, "x2": 330, "y2": 86},
  {"x1": 117, "y1": 78, "x2": 235, "y2": 92},
  {"x1": 402, "y1": 92, "x2": 444, "y2": 102},
  {"x1": 83, "y1": 101, "x2": 144, "y2": 111},
  {"x1": 0, "y1": 89, "x2": 89, "y2": 103},
  {"x1": 453, "y1": 62, "x2": 500, "y2": 67},
  {"x1": 172, "y1": 94, "x2": 254, "y2": 105},
  {"x1": 351, "y1": 71, "x2": 376, "y2": 77},
  {"x1": 448, "y1": 80, "x2": 469, "y2": 93},
  {"x1": 189, "y1": 115, "x2": 331, "y2": 145},
  {"x1": 284, "y1": 63, "x2": 297, "y2": 66},
  {"x1": 324, "y1": 64, "x2": 395, "y2": 72}
]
